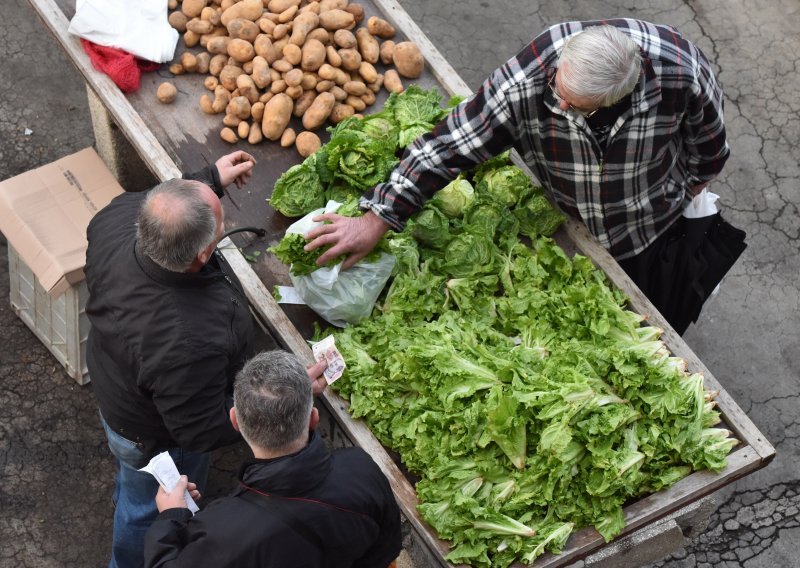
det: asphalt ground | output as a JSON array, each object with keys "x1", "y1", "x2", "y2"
[{"x1": 1, "y1": 0, "x2": 798, "y2": 567}]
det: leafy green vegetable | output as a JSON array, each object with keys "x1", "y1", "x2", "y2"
[
  {"x1": 409, "y1": 205, "x2": 452, "y2": 249},
  {"x1": 514, "y1": 193, "x2": 566, "y2": 237},
  {"x1": 268, "y1": 161, "x2": 325, "y2": 217},
  {"x1": 432, "y1": 174, "x2": 475, "y2": 218},
  {"x1": 475, "y1": 164, "x2": 535, "y2": 208}
]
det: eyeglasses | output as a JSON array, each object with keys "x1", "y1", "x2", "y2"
[{"x1": 548, "y1": 74, "x2": 599, "y2": 118}]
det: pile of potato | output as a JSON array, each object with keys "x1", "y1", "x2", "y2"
[{"x1": 158, "y1": 0, "x2": 424, "y2": 157}]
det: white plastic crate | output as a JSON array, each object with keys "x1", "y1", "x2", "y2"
[{"x1": 8, "y1": 244, "x2": 90, "y2": 385}]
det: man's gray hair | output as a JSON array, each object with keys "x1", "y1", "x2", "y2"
[
  {"x1": 557, "y1": 25, "x2": 642, "y2": 107},
  {"x1": 136, "y1": 179, "x2": 217, "y2": 272},
  {"x1": 233, "y1": 350, "x2": 313, "y2": 453}
]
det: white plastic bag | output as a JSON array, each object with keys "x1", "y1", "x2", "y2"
[
  {"x1": 68, "y1": 0, "x2": 179, "y2": 63},
  {"x1": 286, "y1": 202, "x2": 395, "y2": 327},
  {"x1": 683, "y1": 188, "x2": 719, "y2": 219}
]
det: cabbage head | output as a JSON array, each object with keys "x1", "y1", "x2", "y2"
[
  {"x1": 409, "y1": 205, "x2": 452, "y2": 249},
  {"x1": 269, "y1": 162, "x2": 325, "y2": 217},
  {"x1": 514, "y1": 194, "x2": 566, "y2": 237},
  {"x1": 432, "y1": 175, "x2": 475, "y2": 218},
  {"x1": 443, "y1": 233, "x2": 496, "y2": 277},
  {"x1": 463, "y1": 199, "x2": 507, "y2": 236},
  {"x1": 475, "y1": 165, "x2": 535, "y2": 208}
]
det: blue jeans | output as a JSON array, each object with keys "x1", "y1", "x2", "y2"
[{"x1": 100, "y1": 413, "x2": 211, "y2": 568}]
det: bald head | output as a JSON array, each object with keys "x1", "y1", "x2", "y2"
[{"x1": 137, "y1": 179, "x2": 223, "y2": 272}]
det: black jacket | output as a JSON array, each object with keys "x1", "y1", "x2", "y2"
[
  {"x1": 144, "y1": 432, "x2": 403, "y2": 568},
  {"x1": 85, "y1": 167, "x2": 253, "y2": 457}
]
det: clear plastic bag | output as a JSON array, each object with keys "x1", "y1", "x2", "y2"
[{"x1": 286, "y1": 202, "x2": 395, "y2": 327}]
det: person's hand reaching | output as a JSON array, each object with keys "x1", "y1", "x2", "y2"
[{"x1": 215, "y1": 151, "x2": 256, "y2": 189}]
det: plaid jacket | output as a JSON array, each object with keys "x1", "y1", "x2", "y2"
[{"x1": 362, "y1": 19, "x2": 730, "y2": 259}]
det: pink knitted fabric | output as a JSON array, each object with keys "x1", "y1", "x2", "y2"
[{"x1": 81, "y1": 39, "x2": 160, "y2": 93}]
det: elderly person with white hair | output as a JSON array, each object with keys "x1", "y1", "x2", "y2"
[{"x1": 305, "y1": 19, "x2": 731, "y2": 332}]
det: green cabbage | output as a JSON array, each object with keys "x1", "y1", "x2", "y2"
[
  {"x1": 432, "y1": 175, "x2": 475, "y2": 218},
  {"x1": 268, "y1": 161, "x2": 325, "y2": 217}
]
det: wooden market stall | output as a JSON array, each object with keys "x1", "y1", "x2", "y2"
[{"x1": 26, "y1": 0, "x2": 775, "y2": 565}]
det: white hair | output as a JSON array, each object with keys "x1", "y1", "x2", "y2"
[{"x1": 557, "y1": 25, "x2": 642, "y2": 107}]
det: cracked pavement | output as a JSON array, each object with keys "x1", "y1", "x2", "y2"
[{"x1": 1, "y1": 0, "x2": 797, "y2": 566}]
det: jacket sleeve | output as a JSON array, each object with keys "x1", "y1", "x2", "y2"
[
  {"x1": 361, "y1": 56, "x2": 522, "y2": 231},
  {"x1": 144, "y1": 508, "x2": 194, "y2": 568},
  {"x1": 150, "y1": 354, "x2": 241, "y2": 453},
  {"x1": 183, "y1": 165, "x2": 225, "y2": 198},
  {"x1": 681, "y1": 45, "x2": 730, "y2": 184}
]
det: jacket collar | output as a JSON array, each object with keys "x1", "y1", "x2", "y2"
[
  {"x1": 237, "y1": 431, "x2": 332, "y2": 497},
  {"x1": 134, "y1": 241, "x2": 219, "y2": 287}
]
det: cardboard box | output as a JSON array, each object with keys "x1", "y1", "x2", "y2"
[
  {"x1": 0, "y1": 147, "x2": 123, "y2": 298},
  {"x1": 1, "y1": 148, "x2": 123, "y2": 385}
]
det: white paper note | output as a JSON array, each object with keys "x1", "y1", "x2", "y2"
[
  {"x1": 312, "y1": 335, "x2": 346, "y2": 385},
  {"x1": 139, "y1": 452, "x2": 199, "y2": 514}
]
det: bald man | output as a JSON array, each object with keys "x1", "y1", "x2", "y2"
[{"x1": 84, "y1": 152, "x2": 326, "y2": 568}]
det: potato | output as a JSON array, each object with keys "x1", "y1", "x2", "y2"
[
  {"x1": 199, "y1": 93, "x2": 215, "y2": 113},
  {"x1": 325, "y1": 45, "x2": 342, "y2": 67},
  {"x1": 251, "y1": 56, "x2": 272, "y2": 89},
  {"x1": 254, "y1": 35, "x2": 279, "y2": 63},
  {"x1": 301, "y1": 72, "x2": 318, "y2": 90},
  {"x1": 223, "y1": 113, "x2": 241, "y2": 127},
  {"x1": 220, "y1": 0, "x2": 263, "y2": 27},
  {"x1": 315, "y1": 79, "x2": 334, "y2": 92},
  {"x1": 270, "y1": 79, "x2": 288, "y2": 94},
  {"x1": 242, "y1": 60, "x2": 254, "y2": 74},
  {"x1": 169, "y1": 0, "x2": 178, "y2": 11},
  {"x1": 207, "y1": 36, "x2": 232, "y2": 55},
  {"x1": 211, "y1": 85, "x2": 231, "y2": 113},
  {"x1": 285, "y1": 85, "x2": 304, "y2": 99},
  {"x1": 368, "y1": 73, "x2": 384, "y2": 93},
  {"x1": 204, "y1": 75, "x2": 219, "y2": 90},
  {"x1": 333, "y1": 29, "x2": 356, "y2": 49},
  {"x1": 237, "y1": 121, "x2": 250, "y2": 139},
  {"x1": 195, "y1": 52, "x2": 211, "y2": 74},
  {"x1": 306, "y1": 28, "x2": 332, "y2": 45},
  {"x1": 295, "y1": 131, "x2": 321, "y2": 157},
  {"x1": 302, "y1": 91, "x2": 336, "y2": 130},
  {"x1": 284, "y1": 68, "x2": 304, "y2": 87},
  {"x1": 345, "y1": 95, "x2": 366, "y2": 113},
  {"x1": 343, "y1": 3, "x2": 364, "y2": 24},
  {"x1": 258, "y1": 17, "x2": 276, "y2": 35},
  {"x1": 226, "y1": 96, "x2": 252, "y2": 119},
  {"x1": 180, "y1": 52, "x2": 199, "y2": 73},
  {"x1": 367, "y1": 16, "x2": 395, "y2": 39},
  {"x1": 343, "y1": 80, "x2": 367, "y2": 96},
  {"x1": 220, "y1": 127, "x2": 238, "y2": 144},
  {"x1": 360, "y1": 89, "x2": 376, "y2": 106},
  {"x1": 330, "y1": 85, "x2": 347, "y2": 101},
  {"x1": 156, "y1": 82, "x2": 178, "y2": 103},
  {"x1": 183, "y1": 31, "x2": 200, "y2": 48},
  {"x1": 272, "y1": 59, "x2": 293, "y2": 73},
  {"x1": 186, "y1": 18, "x2": 214, "y2": 35},
  {"x1": 379, "y1": 40, "x2": 395, "y2": 65},
  {"x1": 280, "y1": 127, "x2": 296, "y2": 148},
  {"x1": 293, "y1": 90, "x2": 316, "y2": 117},
  {"x1": 236, "y1": 74, "x2": 260, "y2": 103},
  {"x1": 288, "y1": 12, "x2": 319, "y2": 46},
  {"x1": 227, "y1": 18, "x2": 260, "y2": 41},
  {"x1": 219, "y1": 65, "x2": 245, "y2": 90},
  {"x1": 358, "y1": 61, "x2": 377, "y2": 84},
  {"x1": 169, "y1": 11, "x2": 189, "y2": 33},
  {"x1": 268, "y1": 0, "x2": 301, "y2": 13},
  {"x1": 355, "y1": 28, "x2": 379, "y2": 64},
  {"x1": 383, "y1": 69, "x2": 404, "y2": 93},
  {"x1": 282, "y1": 43, "x2": 302, "y2": 65},
  {"x1": 259, "y1": 91, "x2": 275, "y2": 104},
  {"x1": 299, "y1": 2, "x2": 321, "y2": 15},
  {"x1": 262, "y1": 93, "x2": 294, "y2": 140},
  {"x1": 272, "y1": 37, "x2": 290, "y2": 55},
  {"x1": 209, "y1": 53, "x2": 228, "y2": 76},
  {"x1": 169, "y1": 63, "x2": 185, "y2": 75},
  {"x1": 279, "y1": 5, "x2": 299, "y2": 22},
  {"x1": 248, "y1": 122, "x2": 264, "y2": 144},
  {"x1": 338, "y1": 48, "x2": 361, "y2": 71},
  {"x1": 392, "y1": 41, "x2": 424, "y2": 78},
  {"x1": 272, "y1": 23, "x2": 290, "y2": 40},
  {"x1": 228, "y1": 38, "x2": 256, "y2": 63},
  {"x1": 201, "y1": 6, "x2": 221, "y2": 26},
  {"x1": 182, "y1": 0, "x2": 207, "y2": 19},
  {"x1": 319, "y1": 0, "x2": 347, "y2": 10},
  {"x1": 250, "y1": 101, "x2": 266, "y2": 121},
  {"x1": 318, "y1": 10, "x2": 355, "y2": 31},
  {"x1": 329, "y1": 102, "x2": 355, "y2": 123},
  {"x1": 301, "y1": 39, "x2": 326, "y2": 71}
]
